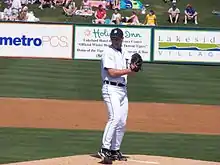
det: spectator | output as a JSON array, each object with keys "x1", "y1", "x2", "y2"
[
  {"x1": 16, "y1": 5, "x2": 28, "y2": 21},
  {"x1": 110, "y1": 8, "x2": 121, "y2": 24},
  {"x1": 143, "y1": 10, "x2": 157, "y2": 26},
  {"x1": 38, "y1": 0, "x2": 55, "y2": 10},
  {"x1": 94, "y1": 4, "x2": 106, "y2": 24},
  {"x1": 163, "y1": 0, "x2": 177, "y2": 3},
  {"x1": 168, "y1": 2, "x2": 180, "y2": 24},
  {"x1": 127, "y1": 11, "x2": 140, "y2": 25},
  {"x1": 20, "y1": 0, "x2": 28, "y2": 6},
  {"x1": 53, "y1": 0, "x2": 71, "y2": 6},
  {"x1": 54, "y1": 0, "x2": 64, "y2": 6},
  {"x1": 25, "y1": 6, "x2": 40, "y2": 21},
  {"x1": 29, "y1": 0, "x2": 37, "y2": 4},
  {"x1": 106, "y1": 0, "x2": 114, "y2": 9},
  {"x1": 63, "y1": 0, "x2": 77, "y2": 16},
  {"x1": 113, "y1": 0, "x2": 120, "y2": 9},
  {"x1": 11, "y1": 0, "x2": 22, "y2": 17},
  {"x1": 105, "y1": 0, "x2": 119, "y2": 10},
  {"x1": 5, "y1": 0, "x2": 13, "y2": 5},
  {"x1": 80, "y1": 0, "x2": 92, "y2": 12},
  {"x1": 3, "y1": 3, "x2": 13, "y2": 20},
  {"x1": 184, "y1": 4, "x2": 198, "y2": 25},
  {"x1": 212, "y1": 10, "x2": 220, "y2": 16}
]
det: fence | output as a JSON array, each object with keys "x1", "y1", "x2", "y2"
[{"x1": 0, "y1": 21, "x2": 220, "y2": 65}]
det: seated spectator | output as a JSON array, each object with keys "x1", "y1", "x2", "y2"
[
  {"x1": 54, "y1": 0, "x2": 71, "y2": 6},
  {"x1": 38, "y1": 0, "x2": 55, "y2": 10},
  {"x1": 168, "y1": 2, "x2": 180, "y2": 24},
  {"x1": 20, "y1": 0, "x2": 28, "y2": 7},
  {"x1": 212, "y1": 10, "x2": 220, "y2": 16},
  {"x1": 16, "y1": 6, "x2": 39, "y2": 21},
  {"x1": 63, "y1": 0, "x2": 77, "y2": 16},
  {"x1": 126, "y1": 11, "x2": 140, "y2": 25},
  {"x1": 106, "y1": 0, "x2": 114, "y2": 9},
  {"x1": 16, "y1": 5, "x2": 28, "y2": 21},
  {"x1": 62, "y1": 0, "x2": 69, "y2": 6},
  {"x1": 0, "y1": 12, "x2": 3, "y2": 21},
  {"x1": 184, "y1": 4, "x2": 198, "y2": 24},
  {"x1": 143, "y1": 10, "x2": 157, "y2": 26},
  {"x1": 113, "y1": 0, "x2": 119, "y2": 9},
  {"x1": 11, "y1": 0, "x2": 22, "y2": 17},
  {"x1": 110, "y1": 8, "x2": 121, "y2": 24},
  {"x1": 94, "y1": 4, "x2": 106, "y2": 24},
  {"x1": 3, "y1": 0, "x2": 11, "y2": 4},
  {"x1": 54, "y1": 0, "x2": 64, "y2": 6},
  {"x1": 26, "y1": 8, "x2": 40, "y2": 22},
  {"x1": 3, "y1": 3, "x2": 13, "y2": 21},
  {"x1": 163, "y1": 0, "x2": 177, "y2": 3},
  {"x1": 80, "y1": 0, "x2": 92, "y2": 12},
  {"x1": 29, "y1": 0, "x2": 37, "y2": 4}
]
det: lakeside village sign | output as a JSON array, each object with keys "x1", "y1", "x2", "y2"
[{"x1": 156, "y1": 32, "x2": 218, "y2": 58}]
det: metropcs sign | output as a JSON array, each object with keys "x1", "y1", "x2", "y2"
[
  {"x1": 0, "y1": 23, "x2": 73, "y2": 59},
  {"x1": 0, "y1": 35, "x2": 68, "y2": 47}
]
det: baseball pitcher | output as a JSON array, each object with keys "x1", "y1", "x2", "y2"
[{"x1": 98, "y1": 28, "x2": 143, "y2": 163}]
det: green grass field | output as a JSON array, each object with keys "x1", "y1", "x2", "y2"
[
  {"x1": 0, "y1": 58, "x2": 220, "y2": 105},
  {"x1": 0, "y1": 127, "x2": 220, "y2": 164},
  {"x1": 0, "y1": 58, "x2": 219, "y2": 164},
  {"x1": 0, "y1": 0, "x2": 220, "y2": 164}
]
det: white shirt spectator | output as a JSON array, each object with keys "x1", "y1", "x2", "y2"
[
  {"x1": 21, "y1": 0, "x2": 28, "y2": 5},
  {"x1": 111, "y1": 13, "x2": 121, "y2": 22},
  {"x1": 168, "y1": 6, "x2": 180, "y2": 18},
  {"x1": 4, "y1": 7, "x2": 12, "y2": 17},
  {"x1": 11, "y1": 0, "x2": 22, "y2": 14},
  {"x1": 27, "y1": 11, "x2": 40, "y2": 22}
]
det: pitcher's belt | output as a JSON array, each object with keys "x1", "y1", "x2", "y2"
[{"x1": 103, "y1": 80, "x2": 126, "y2": 87}]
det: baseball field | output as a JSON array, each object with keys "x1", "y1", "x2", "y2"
[{"x1": 0, "y1": 58, "x2": 220, "y2": 165}]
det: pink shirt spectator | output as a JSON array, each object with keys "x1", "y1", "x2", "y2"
[
  {"x1": 82, "y1": 0, "x2": 91, "y2": 10},
  {"x1": 129, "y1": 12, "x2": 139, "y2": 25}
]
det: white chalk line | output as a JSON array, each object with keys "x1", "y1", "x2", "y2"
[{"x1": 128, "y1": 159, "x2": 160, "y2": 164}]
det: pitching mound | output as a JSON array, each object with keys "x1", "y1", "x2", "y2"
[{"x1": 2, "y1": 155, "x2": 220, "y2": 165}]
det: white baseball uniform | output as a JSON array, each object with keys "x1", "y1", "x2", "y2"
[{"x1": 100, "y1": 45, "x2": 130, "y2": 151}]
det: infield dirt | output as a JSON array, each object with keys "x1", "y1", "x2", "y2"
[{"x1": 0, "y1": 98, "x2": 219, "y2": 134}]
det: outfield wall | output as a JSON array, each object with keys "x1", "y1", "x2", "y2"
[{"x1": 0, "y1": 21, "x2": 220, "y2": 65}]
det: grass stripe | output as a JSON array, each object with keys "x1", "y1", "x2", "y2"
[
  {"x1": 0, "y1": 59, "x2": 220, "y2": 104},
  {"x1": 0, "y1": 127, "x2": 219, "y2": 164}
]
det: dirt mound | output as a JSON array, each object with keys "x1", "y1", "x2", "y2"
[{"x1": 2, "y1": 155, "x2": 220, "y2": 165}]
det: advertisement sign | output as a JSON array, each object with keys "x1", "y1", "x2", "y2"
[
  {"x1": 0, "y1": 23, "x2": 73, "y2": 59},
  {"x1": 154, "y1": 29, "x2": 220, "y2": 63},
  {"x1": 74, "y1": 25, "x2": 151, "y2": 61}
]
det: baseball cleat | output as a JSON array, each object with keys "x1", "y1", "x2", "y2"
[
  {"x1": 111, "y1": 150, "x2": 127, "y2": 161},
  {"x1": 98, "y1": 148, "x2": 113, "y2": 164}
]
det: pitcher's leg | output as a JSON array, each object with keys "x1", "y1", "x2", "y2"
[
  {"x1": 111, "y1": 96, "x2": 128, "y2": 151},
  {"x1": 101, "y1": 93, "x2": 121, "y2": 150}
]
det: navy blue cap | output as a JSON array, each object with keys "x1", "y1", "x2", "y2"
[{"x1": 110, "y1": 28, "x2": 124, "y2": 39}]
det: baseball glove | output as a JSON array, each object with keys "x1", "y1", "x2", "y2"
[{"x1": 130, "y1": 53, "x2": 143, "y2": 72}]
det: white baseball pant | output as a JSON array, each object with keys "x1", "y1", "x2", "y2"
[{"x1": 101, "y1": 84, "x2": 128, "y2": 151}]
